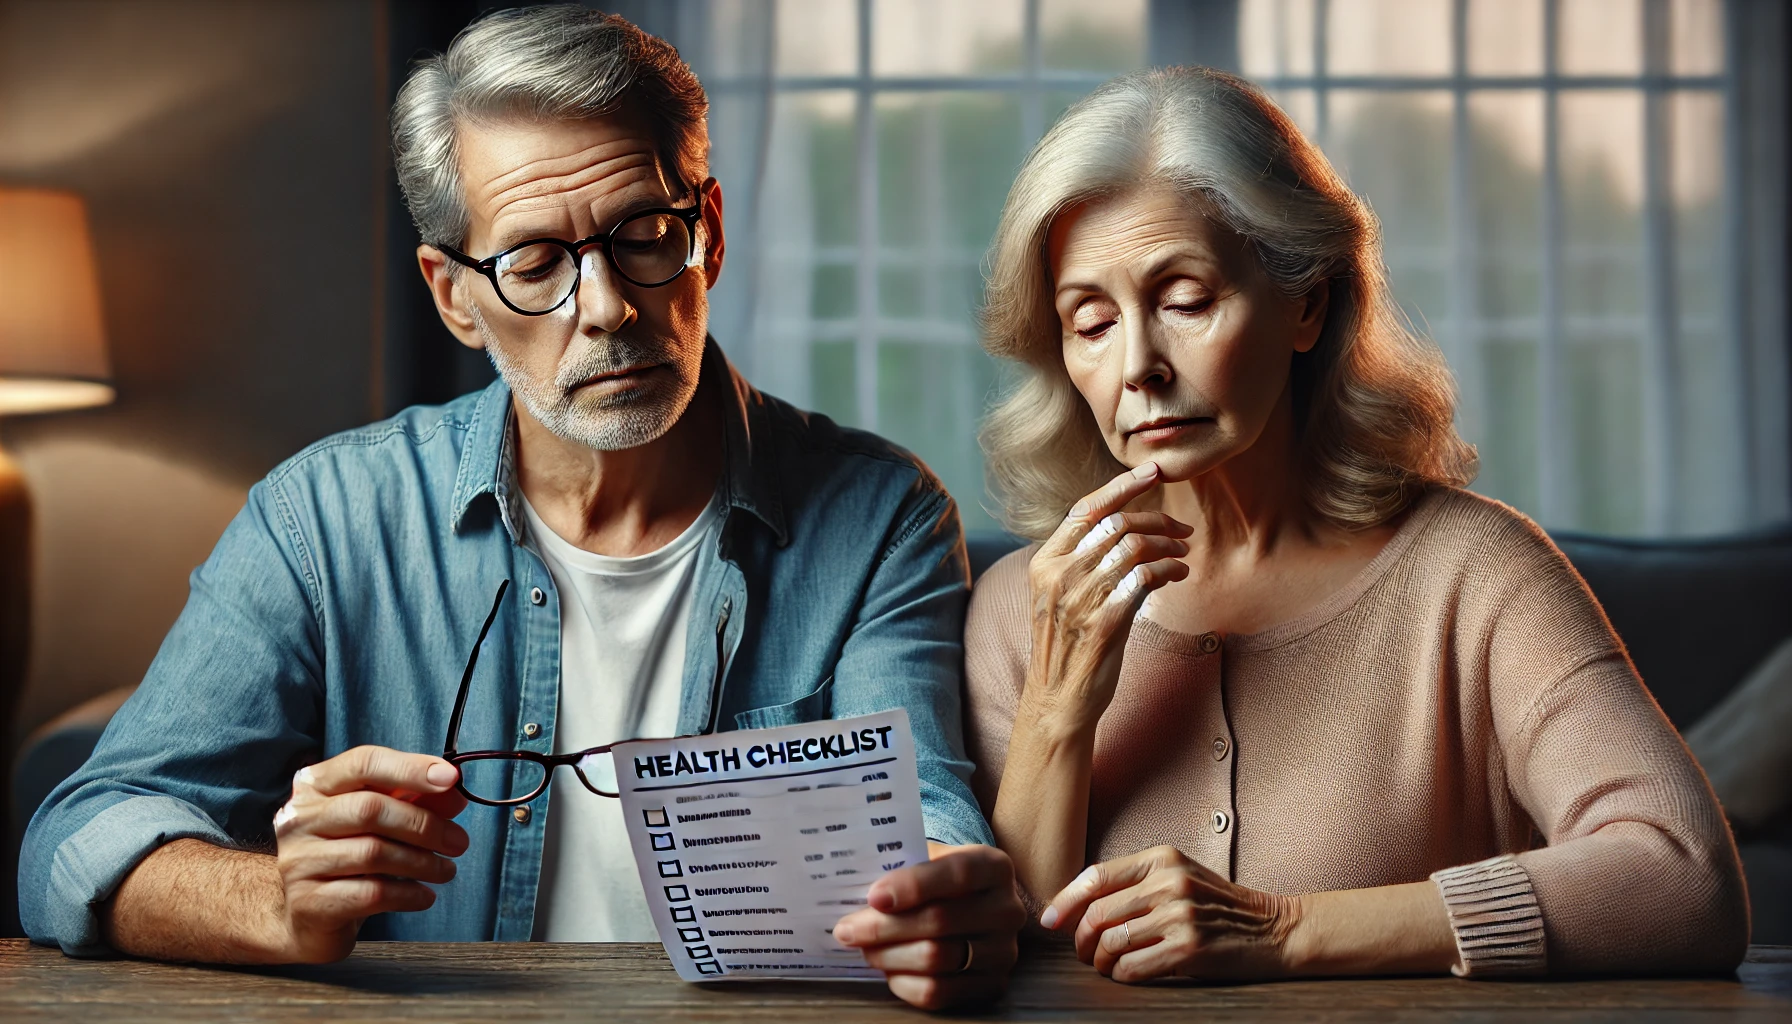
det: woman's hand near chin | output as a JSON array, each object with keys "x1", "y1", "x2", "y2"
[
  {"x1": 991, "y1": 462, "x2": 1192, "y2": 905},
  {"x1": 1021, "y1": 461, "x2": 1192, "y2": 735}
]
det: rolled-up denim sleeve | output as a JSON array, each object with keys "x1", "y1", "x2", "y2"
[
  {"x1": 19, "y1": 479, "x2": 324, "y2": 955},
  {"x1": 827, "y1": 483, "x2": 993, "y2": 849}
]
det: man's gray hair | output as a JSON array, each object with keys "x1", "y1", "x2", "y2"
[{"x1": 392, "y1": 4, "x2": 709, "y2": 250}]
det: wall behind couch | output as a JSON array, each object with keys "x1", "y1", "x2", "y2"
[{"x1": 0, "y1": 0, "x2": 388, "y2": 745}]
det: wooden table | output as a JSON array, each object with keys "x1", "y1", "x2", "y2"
[{"x1": 2, "y1": 939, "x2": 1788, "y2": 1022}]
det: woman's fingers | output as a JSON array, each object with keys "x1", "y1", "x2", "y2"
[
  {"x1": 1073, "y1": 876, "x2": 1177, "y2": 962},
  {"x1": 1091, "y1": 899, "x2": 1180, "y2": 976},
  {"x1": 1102, "y1": 556, "x2": 1191, "y2": 610},
  {"x1": 1043, "y1": 463, "x2": 1163, "y2": 556},
  {"x1": 1100, "y1": 903, "x2": 1188, "y2": 982},
  {"x1": 1041, "y1": 847, "x2": 1187, "y2": 931},
  {"x1": 1071, "y1": 511, "x2": 1194, "y2": 560}
]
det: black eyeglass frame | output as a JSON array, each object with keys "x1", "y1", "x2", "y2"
[
  {"x1": 435, "y1": 197, "x2": 705, "y2": 317},
  {"x1": 443, "y1": 579, "x2": 634, "y2": 805}
]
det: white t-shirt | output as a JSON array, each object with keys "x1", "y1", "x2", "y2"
[{"x1": 524, "y1": 490, "x2": 721, "y2": 942}]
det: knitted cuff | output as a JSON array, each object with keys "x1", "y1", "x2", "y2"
[{"x1": 1430, "y1": 854, "x2": 1548, "y2": 978}]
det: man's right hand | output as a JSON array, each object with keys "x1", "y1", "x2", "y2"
[{"x1": 269, "y1": 745, "x2": 468, "y2": 962}]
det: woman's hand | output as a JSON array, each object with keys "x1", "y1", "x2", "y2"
[
  {"x1": 1040, "y1": 846, "x2": 1299, "y2": 983},
  {"x1": 1022, "y1": 462, "x2": 1192, "y2": 736}
]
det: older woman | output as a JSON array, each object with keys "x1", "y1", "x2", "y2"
[{"x1": 965, "y1": 66, "x2": 1748, "y2": 984}]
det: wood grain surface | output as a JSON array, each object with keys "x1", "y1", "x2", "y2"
[{"x1": 2, "y1": 939, "x2": 1788, "y2": 1022}]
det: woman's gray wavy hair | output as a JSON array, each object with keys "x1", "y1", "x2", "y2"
[
  {"x1": 981, "y1": 66, "x2": 1476, "y2": 540},
  {"x1": 391, "y1": 4, "x2": 708, "y2": 250}
]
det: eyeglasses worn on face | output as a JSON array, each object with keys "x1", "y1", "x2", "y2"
[
  {"x1": 436, "y1": 197, "x2": 704, "y2": 317},
  {"x1": 444, "y1": 579, "x2": 659, "y2": 804}
]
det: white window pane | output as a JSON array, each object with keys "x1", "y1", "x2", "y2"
[
  {"x1": 774, "y1": 0, "x2": 858, "y2": 77},
  {"x1": 870, "y1": 91, "x2": 1023, "y2": 532},
  {"x1": 1240, "y1": 0, "x2": 1317, "y2": 78},
  {"x1": 1559, "y1": 91, "x2": 1647, "y2": 533},
  {"x1": 1558, "y1": 0, "x2": 1642, "y2": 76},
  {"x1": 1040, "y1": 0, "x2": 1147, "y2": 72},
  {"x1": 1326, "y1": 0, "x2": 1451, "y2": 77},
  {"x1": 1467, "y1": 0, "x2": 1543, "y2": 76},
  {"x1": 1467, "y1": 91, "x2": 1547, "y2": 516},
  {"x1": 873, "y1": 0, "x2": 1024, "y2": 76},
  {"x1": 1670, "y1": 0, "x2": 1725, "y2": 76},
  {"x1": 1470, "y1": 91, "x2": 1545, "y2": 322},
  {"x1": 1671, "y1": 89, "x2": 1745, "y2": 529},
  {"x1": 744, "y1": 91, "x2": 857, "y2": 407},
  {"x1": 1326, "y1": 91, "x2": 1453, "y2": 327}
]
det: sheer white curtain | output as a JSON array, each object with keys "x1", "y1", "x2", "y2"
[{"x1": 637, "y1": 0, "x2": 1788, "y2": 538}]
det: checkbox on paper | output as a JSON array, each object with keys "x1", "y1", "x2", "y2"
[
  {"x1": 678, "y1": 927, "x2": 704, "y2": 943},
  {"x1": 664, "y1": 884, "x2": 690, "y2": 902},
  {"x1": 671, "y1": 905, "x2": 696, "y2": 923},
  {"x1": 643, "y1": 808, "x2": 669, "y2": 827},
  {"x1": 685, "y1": 945, "x2": 712, "y2": 960},
  {"x1": 657, "y1": 859, "x2": 683, "y2": 878},
  {"x1": 649, "y1": 831, "x2": 675, "y2": 851},
  {"x1": 696, "y1": 960, "x2": 723, "y2": 976}
]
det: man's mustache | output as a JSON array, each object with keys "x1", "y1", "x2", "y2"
[{"x1": 554, "y1": 334, "x2": 670, "y2": 390}]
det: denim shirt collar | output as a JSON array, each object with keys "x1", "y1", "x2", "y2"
[{"x1": 447, "y1": 336, "x2": 787, "y2": 546}]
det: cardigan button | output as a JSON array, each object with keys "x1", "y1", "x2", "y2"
[
  {"x1": 530, "y1": 587, "x2": 546, "y2": 606},
  {"x1": 513, "y1": 806, "x2": 532, "y2": 824},
  {"x1": 1198, "y1": 632, "x2": 1221, "y2": 654},
  {"x1": 1212, "y1": 809, "x2": 1230, "y2": 834},
  {"x1": 1212, "y1": 737, "x2": 1229, "y2": 760}
]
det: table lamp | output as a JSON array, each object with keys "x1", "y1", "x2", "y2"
[{"x1": 0, "y1": 188, "x2": 114, "y2": 869}]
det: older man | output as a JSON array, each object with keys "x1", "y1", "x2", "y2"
[{"x1": 20, "y1": 6, "x2": 1022, "y2": 1010}]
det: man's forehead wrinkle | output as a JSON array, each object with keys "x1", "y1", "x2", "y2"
[{"x1": 481, "y1": 138, "x2": 661, "y2": 200}]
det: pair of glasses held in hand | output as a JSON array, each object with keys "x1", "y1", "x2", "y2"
[{"x1": 443, "y1": 579, "x2": 641, "y2": 805}]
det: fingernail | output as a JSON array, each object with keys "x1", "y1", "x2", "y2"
[
  {"x1": 1132, "y1": 462, "x2": 1158, "y2": 479},
  {"x1": 272, "y1": 801, "x2": 296, "y2": 830},
  {"x1": 834, "y1": 923, "x2": 858, "y2": 945},
  {"x1": 427, "y1": 762, "x2": 458, "y2": 788},
  {"x1": 1040, "y1": 906, "x2": 1060, "y2": 929},
  {"x1": 293, "y1": 766, "x2": 316, "y2": 790},
  {"x1": 1076, "y1": 865, "x2": 1100, "y2": 888},
  {"x1": 1068, "y1": 499, "x2": 1091, "y2": 519}
]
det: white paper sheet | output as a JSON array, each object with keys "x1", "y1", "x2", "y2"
[{"x1": 612, "y1": 709, "x2": 929, "y2": 981}]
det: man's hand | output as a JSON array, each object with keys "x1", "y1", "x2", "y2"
[
  {"x1": 268, "y1": 745, "x2": 469, "y2": 962},
  {"x1": 832, "y1": 843, "x2": 1026, "y2": 1011}
]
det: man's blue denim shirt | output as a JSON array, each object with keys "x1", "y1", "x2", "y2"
[{"x1": 21, "y1": 340, "x2": 993, "y2": 954}]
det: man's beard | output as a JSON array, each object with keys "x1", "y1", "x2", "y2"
[{"x1": 473, "y1": 306, "x2": 700, "y2": 452}]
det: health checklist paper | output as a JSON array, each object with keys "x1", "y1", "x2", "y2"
[{"x1": 612, "y1": 708, "x2": 929, "y2": 981}]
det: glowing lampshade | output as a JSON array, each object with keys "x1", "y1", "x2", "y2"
[{"x1": 0, "y1": 188, "x2": 114, "y2": 415}]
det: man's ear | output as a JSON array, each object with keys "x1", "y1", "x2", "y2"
[
  {"x1": 1292, "y1": 279, "x2": 1329, "y2": 354},
  {"x1": 699, "y1": 177, "x2": 725, "y2": 290},
  {"x1": 417, "y1": 245, "x2": 487, "y2": 351}
]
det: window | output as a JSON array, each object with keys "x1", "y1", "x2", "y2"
[
  {"x1": 691, "y1": 0, "x2": 1150, "y2": 532},
  {"x1": 678, "y1": 0, "x2": 1787, "y2": 537}
]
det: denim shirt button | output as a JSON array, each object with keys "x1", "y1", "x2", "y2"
[
  {"x1": 529, "y1": 587, "x2": 545, "y2": 606},
  {"x1": 513, "y1": 806, "x2": 532, "y2": 824}
]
